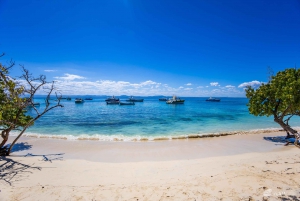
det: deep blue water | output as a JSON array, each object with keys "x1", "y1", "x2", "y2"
[{"x1": 17, "y1": 96, "x2": 298, "y2": 141}]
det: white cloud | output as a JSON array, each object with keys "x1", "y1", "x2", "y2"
[
  {"x1": 140, "y1": 80, "x2": 160, "y2": 86},
  {"x1": 225, "y1": 85, "x2": 235, "y2": 88},
  {"x1": 238, "y1": 80, "x2": 263, "y2": 88},
  {"x1": 16, "y1": 74, "x2": 246, "y2": 97},
  {"x1": 48, "y1": 79, "x2": 171, "y2": 96},
  {"x1": 186, "y1": 83, "x2": 192, "y2": 86},
  {"x1": 210, "y1": 82, "x2": 220, "y2": 87},
  {"x1": 44, "y1": 70, "x2": 57, "y2": 72},
  {"x1": 54, "y1": 73, "x2": 86, "y2": 81}
]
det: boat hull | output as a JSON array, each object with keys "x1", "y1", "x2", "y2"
[
  {"x1": 166, "y1": 100, "x2": 185, "y2": 104},
  {"x1": 75, "y1": 99, "x2": 84, "y2": 103},
  {"x1": 126, "y1": 99, "x2": 143, "y2": 102},
  {"x1": 120, "y1": 102, "x2": 135, "y2": 105},
  {"x1": 206, "y1": 98, "x2": 220, "y2": 102},
  {"x1": 106, "y1": 101, "x2": 120, "y2": 105}
]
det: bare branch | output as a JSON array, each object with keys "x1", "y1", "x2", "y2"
[
  {"x1": 284, "y1": 114, "x2": 294, "y2": 125},
  {"x1": 1, "y1": 56, "x2": 64, "y2": 155}
]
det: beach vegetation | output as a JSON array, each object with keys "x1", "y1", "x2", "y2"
[
  {"x1": 0, "y1": 53, "x2": 63, "y2": 156},
  {"x1": 245, "y1": 68, "x2": 300, "y2": 148}
]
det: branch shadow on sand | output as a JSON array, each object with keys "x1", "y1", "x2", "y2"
[
  {"x1": 0, "y1": 156, "x2": 42, "y2": 186},
  {"x1": 24, "y1": 153, "x2": 64, "y2": 163},
  {"x1": 0, "y1": 142, "x2": 65, "y2": 185},
  {"x1": 263, "y1": 135, "x2": 289, "y2": 145}
]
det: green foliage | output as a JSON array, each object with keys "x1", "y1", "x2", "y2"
[
  {"x1": 246, "y1": 68, "x2": 300, "y2": 119},
  {"x1": 0, "y1": 55, "x2": 63, "y2": 155},
  {"x1": 0, "y1": 63, "x2": 33, "y2": 130}
]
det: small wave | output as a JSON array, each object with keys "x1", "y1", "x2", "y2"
[{"x1": 8, "y1": 127, "x2": 292, "y2": 142}]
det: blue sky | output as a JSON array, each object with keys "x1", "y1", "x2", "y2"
[{"x1": 1, "y1": 0, "x2": 300, "y2": 96}]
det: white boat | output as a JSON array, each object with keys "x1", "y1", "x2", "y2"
[
  {"x1": 105, "y1": 96, "x2": 119, "y2": 102},
  {"x1": 166, "y1": 95, "x2": 185, "y2": 104},
  {"x1": 206, "y1": 97, "x2": 220, "y2": 102},
  {"x1": 75, "y1": 98, "x2": 84, "y2": 103}
]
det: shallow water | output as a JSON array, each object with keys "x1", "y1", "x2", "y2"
[{"x1": 17, "y1": 96, "x2": 299, "y2": 141}]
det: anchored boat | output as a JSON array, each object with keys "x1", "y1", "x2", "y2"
[
  {"x1": 75, "y1": 98, "x2": 84, "y2": 103},
  {"x1": 105, "y1": 95, "x2": 119, "y2": 102},
  {"x1": 206, "y1": 97, "x2": 221, "y2": 102},
  {"x1": 126, "y1": 96, "x2": 144, "y2": 102},
  {"x1": 166, "y1": 95, "x2": 185, "y2": 104}
]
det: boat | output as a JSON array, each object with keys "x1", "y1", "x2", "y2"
[
  {"x1": 126, "y1": 96, "x2": 144, "y2": 102},
  {"x1": 106, "y1": 100, "x2": 120, "y2": 105},
  {"x1": 159, "y1": 98, "x2": 168, "y2": 101},
  {"x1": 85, "y1": 98, "x2": 93, "y2": 100},
  {"x1": 119, "y1": 102, "x2": 135, "y2": 105},
  {"x1": 67, "y1": 97, "x2": 71, "y2": 100},
  {"x1": 206, "y1": 97, "x2": 221, "y2": 102},
  {"x1": 75, "y1": 98, "x2": 84, "y2": 103},
  {"x1": 27, "y1": 102, "x2": 40, "y2": 107},
  {"x1": 166, "y1": 95, "x2": 185, "y2": 104},
  {"x1": 25, "y1": 98, "x2": 40, "y2": 107},
  {"x1": 105, "y1": 96, "x2": 119, "y2": 102}
]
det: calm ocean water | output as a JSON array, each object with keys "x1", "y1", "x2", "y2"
[{"x1": 15, "y1": 96, "x2": 300, "y2": 141}]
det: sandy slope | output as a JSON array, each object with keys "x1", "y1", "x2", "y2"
[{"x1": 1, "y1": 132, "x2": 300, "y2": 201}]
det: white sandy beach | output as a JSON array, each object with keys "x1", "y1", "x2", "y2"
[{"x1": 1, "y1": 131, "x2": 300, "y2": 201}]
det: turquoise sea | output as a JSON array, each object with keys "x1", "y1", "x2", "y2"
[{"x1": 16, "y1": 96, "x2": 300, "y2": 141}]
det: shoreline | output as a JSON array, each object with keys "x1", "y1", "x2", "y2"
[
  {"x1": 2, "y1": 131, "x2": 300, "y2": 200},
  {"x1": 9, "y1": 127, "x2": 291, "y2": 142}
]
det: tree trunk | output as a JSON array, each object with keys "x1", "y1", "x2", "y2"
[
  {"x1": 0, "y1": 129, "x2": 12, "y2": 156},
  {"x1": 0, "y1": 129, "x2": 11, "y2": 148},
  {"x1": 6, "y1": 126, "x2": 29, "y2": 155},
  {"x1": 274, "y1": 118, "x2": 300, "y2": 148}
]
